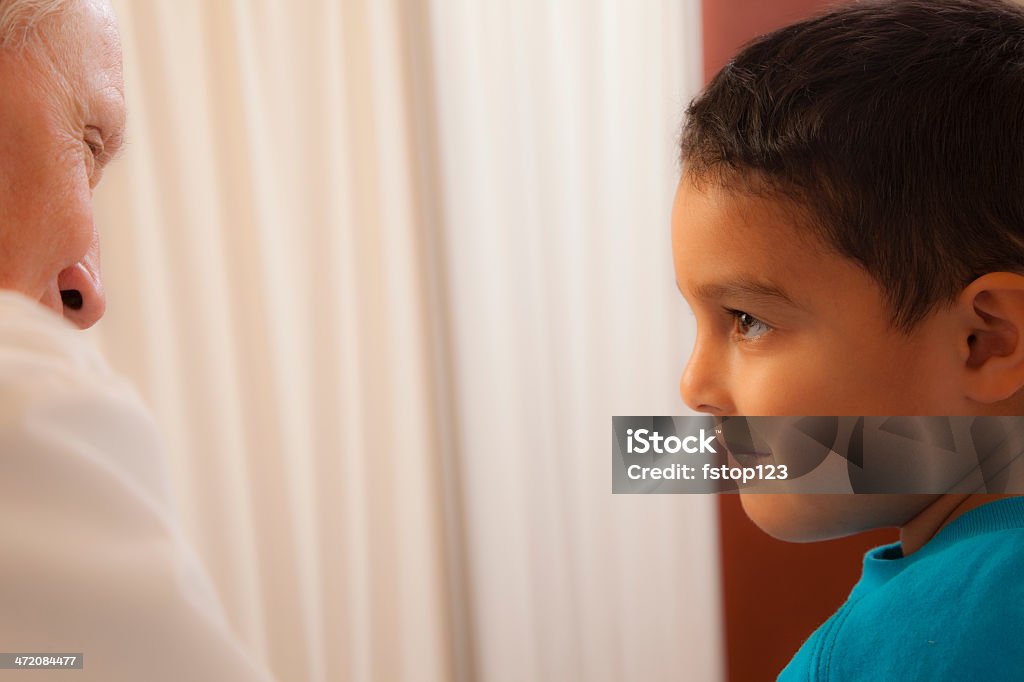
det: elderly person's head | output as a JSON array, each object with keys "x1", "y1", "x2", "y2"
[{"x1": 0, "y1": 0, "x2": 123, "y2": 329}]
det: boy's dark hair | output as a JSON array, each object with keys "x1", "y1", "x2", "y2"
[{"x1": 681, "y1": 0, "x2": 1024, "y2": 331}]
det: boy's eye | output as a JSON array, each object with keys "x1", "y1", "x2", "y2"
[{"x1": 727, "y1": 309, "x2": 772, "y2": 340}]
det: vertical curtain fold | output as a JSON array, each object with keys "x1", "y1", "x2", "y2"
[{"x1": 92, "y1": 1, "x2": 719, "y2": 680}]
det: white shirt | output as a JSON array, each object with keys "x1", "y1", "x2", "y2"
[{"x1": 0, "y1": 291, "x2": 276, "y2": 681}]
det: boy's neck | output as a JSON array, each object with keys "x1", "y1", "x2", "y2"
[{"x1": 900, "y1": 494, "x2": 1011, "y2": 555}]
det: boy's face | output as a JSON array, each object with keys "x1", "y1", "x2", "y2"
[{"x1": 671, "y1": 175, "x2": 970, "y2": 539}]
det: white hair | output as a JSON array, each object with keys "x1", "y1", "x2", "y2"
[{"x1": 0, "y1": 0, "x2": 69, "y2": 49}]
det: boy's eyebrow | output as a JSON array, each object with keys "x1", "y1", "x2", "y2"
[{"x1": 684, "y1": 278, "x2": 802, "y2": 308}]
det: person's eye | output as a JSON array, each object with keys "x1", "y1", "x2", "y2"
[
  {"x1": 84, "y1": 128, "x2": 105, "y2": 161},
  {"x1": 85, "y1": 138, "x2": 103, "y2": 160},
  {"x1": 725, "y1": 308, "x2": 772, "y2": 340},
  {"x1": 82, "y1": 129, "x2": 107, "y2": 186}
]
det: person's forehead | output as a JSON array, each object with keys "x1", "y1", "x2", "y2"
[
  {"x1": 671, "y1": 177, "x2": 828, "y2": 297},
  {"x1": 29, "y1": 0, "x2": 125, "y2": 128},
  {"x1": 33, "y1": 0, "x2": 122, "y2": 74},
  {"x1": 68, "y1": 0, "x2": 122, "y2": 75}
]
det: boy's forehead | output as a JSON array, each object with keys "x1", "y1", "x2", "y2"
[{"x1": 671, "y1": 177, "x2": 835, "y2": 306}]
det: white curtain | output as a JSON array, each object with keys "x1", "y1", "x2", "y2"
[{"x1": 90, "y1": 1, "x2": 720, "y2": 681}]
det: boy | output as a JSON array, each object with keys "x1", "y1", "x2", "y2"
[{"x1": 673, "y1": 0, "x2": 1024, "y2": 678}]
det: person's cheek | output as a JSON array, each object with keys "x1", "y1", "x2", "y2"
[
  {"x1": 731, "y1": 355, "x2": 800, "y2": 415},
  {"x1": 740, "y1": 354, "x2": 831, "y2": 415},
  {"x1": 0, "y1": 188, "x2": 61, "y2": 300}
]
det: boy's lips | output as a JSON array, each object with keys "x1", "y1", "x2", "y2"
[
  {"x1": 725, "y1": 449, "x2": 774, "y2": 468},
  {"x1": 715, "y1": 417, "x2": 774, "y2": 466}
]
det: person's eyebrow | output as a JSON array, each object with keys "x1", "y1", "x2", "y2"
[{"x1": 683, "y1": 278, "x2": 803, "y2": 308}]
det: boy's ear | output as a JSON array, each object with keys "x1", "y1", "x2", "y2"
[{"x1": 959, "y1": 273, "x2": 1024, "y2": 404}]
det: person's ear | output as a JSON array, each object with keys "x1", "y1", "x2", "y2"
[{"x1": 959, "y1": 273, "x2": 1024, "y2": 403}]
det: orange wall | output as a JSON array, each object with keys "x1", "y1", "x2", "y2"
[
  {"x1": 702, "y1": 0, "x2": 832, "y2": 83},
  {"x1": 699, "y1": 1, "x2": 900, "y2": 680},
  {"x1": 718, "y1": 498, "x2": 896, "y2": 680}
]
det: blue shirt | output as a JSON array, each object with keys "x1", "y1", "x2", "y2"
[{"x1": 779, "y1": 497, "x2": 1024, "y2": 681}]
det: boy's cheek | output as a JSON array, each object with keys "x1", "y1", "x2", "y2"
[
  {"x1": 729, "y1": 354, "x2": 850, "y2": 415},
  {"x1": 729, "y1": 347, "x2": 934, "y2": 416}
]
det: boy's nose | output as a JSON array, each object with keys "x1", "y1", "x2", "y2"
[{"x1": 680, "y1": 342, "x2": 731, "y2": 415}]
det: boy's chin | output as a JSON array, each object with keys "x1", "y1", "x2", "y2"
[
  {"x1": 737, "y1": 492, "x2": 916, "y2": 543},
  {"x1": 739, "y1": 493, "x2": 837, "y2": 542}
]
